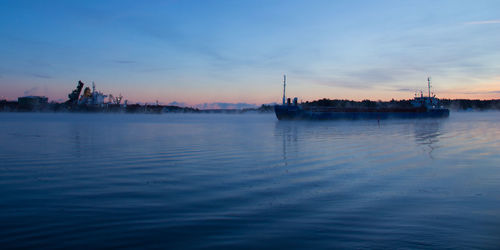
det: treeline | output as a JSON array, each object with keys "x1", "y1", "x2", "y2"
[
  {"x1": 303, "y1": 98, "x2": 500, "y2": 111},
  {"x1": 304, "y1": 99, "x2": 412, "y2": 108},
  {"x1": 439, "y1": 99, "x2": 500, "y2": 111},
  {"x1": 0, "y1": 100, "x2": 276, "y2": 113},
  {"x1": 3, "y1": 100, "x2": 499, "y2": 113},
  {"x1": 0, "y1": 101, "x2": 200, "y2": 113}
]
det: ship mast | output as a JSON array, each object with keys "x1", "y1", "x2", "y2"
[
  {"x1": 282, "y1": 74, "x2": 286, "y2": 105},
  {"x1": 427, "y1": 77, "x2": 431, "y2": 99}
]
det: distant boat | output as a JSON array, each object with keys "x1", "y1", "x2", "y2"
[{"x1": 274, "y1": 76, "x2": 450, "y2": 120}]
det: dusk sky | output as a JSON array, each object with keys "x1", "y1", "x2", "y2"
[{"x1": 1, "y1": 0, "x2": 499, "y2": 105}]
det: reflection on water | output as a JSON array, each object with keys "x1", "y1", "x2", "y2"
[
  {"x1": 0, "y1": 113, "x2": 499, "y2": 248},
  {"x1": 413, "y1": 120, "x2": 442, "y2": 159},
  {"x1": 275, "y1": 122, "x2": 298, "y2": 168},
  {"x1": 275, "y1": 118, "x2": 448, "y2": 162}
]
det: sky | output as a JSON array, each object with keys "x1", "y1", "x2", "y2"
[{"x1": 1, "y1": 0, "x2": 499, "y2": 106}]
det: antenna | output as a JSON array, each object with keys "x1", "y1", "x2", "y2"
[{"x1": 282, "y1": 74, "x2": 287, "y2": 105}]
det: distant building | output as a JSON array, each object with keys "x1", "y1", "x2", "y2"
[
  {"x1": 18, "y1": 96, "x2": 48, "y2": 110},
  {"x1": 0, "y1": 99, "x2": 18, "y2": 111}
]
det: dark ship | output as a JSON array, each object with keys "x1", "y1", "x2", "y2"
[{"x1": 274, "y1": 76, "x2": 450, "y2": 120}]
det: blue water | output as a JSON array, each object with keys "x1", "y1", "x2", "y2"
[{"x1": 0, "y1": 112, "x2": 499, "y2": 249}]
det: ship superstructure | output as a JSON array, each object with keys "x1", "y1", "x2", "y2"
[
  {"x1": 65, "y1": 80, "x2": 118, "y2": 110},
  {"x1": 78, "y1": 82, "x2": 108, "y2": 106}
]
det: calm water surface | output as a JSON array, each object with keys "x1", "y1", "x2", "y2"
[{"x1": 0, "y1": 112, "x2": 499, "y2": 249}]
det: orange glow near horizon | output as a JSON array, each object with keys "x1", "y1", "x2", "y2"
[
  {"x1": 3, "y1": 88, "x2": 499, "y2": 105},
  {"x1": 2, "y1": 78, "x2": 499, "y2": 106}
]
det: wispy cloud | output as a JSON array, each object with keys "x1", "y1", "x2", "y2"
[
  {"x1": 393, "y1": 88, "x2": 413, "y2": 92},
  {"x1": 167, "y1": 101, "x2": 258, "y2": 109},
  {"x1": 139, "y1": 67, "x2": 174, "y2": 73},
  {"x1": 30, "y1": 73, "x2": 52, "y2": 79},
  {"x1": 114, "y1": 60, "x2": 137, "y2": 64},
  {"x1": 168, "y1": 101, "x2": 189, "y2": 107},
  {"x1": 462, "y1": 90, "x2": 500, "y2": 94},
  {"x1": 300, "y1": 67, "x2": 411, "y2": 90},
  {"x1": 312, "y1": 77, "x2": 377, "y2": 90},
  {"x1": 23, "y1": 87, "x2": 39, "y2": 96},
  {"x1": 122, "y1": 16, "x2": 275, "y2": 71},
  {"x1": 465, "y1": 20, "x2": 500, "y2": 25}
]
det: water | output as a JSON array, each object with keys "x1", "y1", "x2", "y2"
[{"x1": 0, "y1": 112, "x2": 499, "y2": 249}]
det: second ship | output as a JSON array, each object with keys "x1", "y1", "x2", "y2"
[{"x1": 274, "y1": 76, "x2": 450, "y2": 120}]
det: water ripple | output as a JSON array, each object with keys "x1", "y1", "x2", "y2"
[{"x1": 1, "y1": 112, "x2": 499, "y2": 248}]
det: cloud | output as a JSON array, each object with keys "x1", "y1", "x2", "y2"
[
  {"x1": 346, "y1": 69, "x2": 396, "y2": 83},
  {"x1": 109, "y1": 58, "x2": 174, "y2": 73},
  {"x1": 23, "y1": 87, "x2": 39, "y2": 96},
  {"x1": 122, "y1": 16, "x2": 272, "y2": 71},
  {"x1": 313, "y1": 77, "x2": 376, "y2": 90},
  {"x1": 302, "y1": 67, "x2": 407, "y2": 90},
  {"x1": 461, "y1": 90, "x2": 500, "y2": 94},
  {"x1": 30, "y1": 73, "x2": 52, "y2": 79},
  {"x1": 139, "y1": 67, "x2": 174, "y2": 73},
  {"x1": 168, "y1": 101, "x2": 189, "y2": 107},
  {"x1": 394, "y1": 88, "x2": 413, "y2": 92},
  {"x1": 465, "y1": 20, "x2": 500, "y2": 25},
  {"x1": 114, "y1": 60, "x2": 137, "y2": 64}
]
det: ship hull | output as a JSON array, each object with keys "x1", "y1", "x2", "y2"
[{"x1": 274, "y1": 105, "x2": 449, "y2": 120}]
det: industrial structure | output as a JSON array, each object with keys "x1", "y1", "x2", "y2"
[
  {"x1": 18, "y1": 96, "x2": 48, "y2": 110},
  {"x1": 66, "y1": 81, "x2": 110, "y2": 107}
]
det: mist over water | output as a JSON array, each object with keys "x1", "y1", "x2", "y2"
[{"x1": 0, "y1": 112, "x2": 499, "y2": 248}]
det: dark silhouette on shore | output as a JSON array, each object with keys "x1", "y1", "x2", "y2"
[
  {"x1": 1, "y1": 81, "x2": 498, "y2": 113},
  {"x1": 303, "y1": 98, "x2": 500, "y2": 111},
  {"x1": 1, "y1": 99, "x2": 498, "y2": 113}
]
